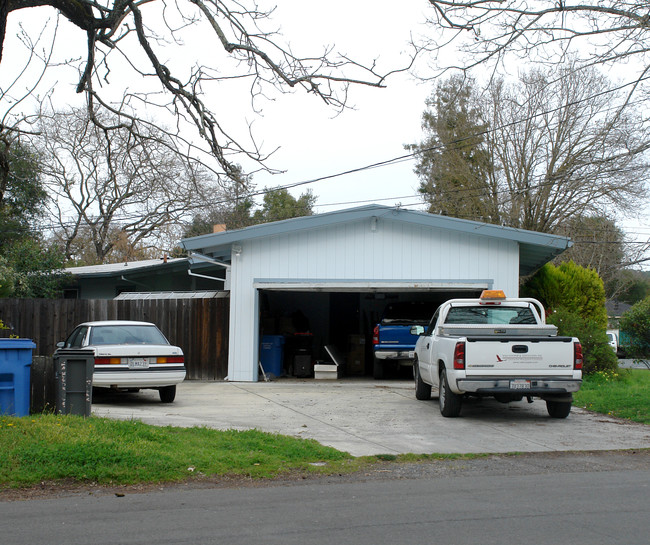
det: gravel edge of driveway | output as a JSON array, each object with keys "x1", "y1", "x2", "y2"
[{"x1": 1, "y1": 449, "x2": 647, "y2": 502}]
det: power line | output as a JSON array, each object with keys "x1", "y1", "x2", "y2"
[
  {"x1": 250, "y1": 71, "x2": 650, "y2": 198},
  {"x1": 5, "y1": 68, "x2": 650, "y2": 252}
]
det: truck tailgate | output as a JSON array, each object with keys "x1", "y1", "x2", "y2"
[
  {"x1": 376, "y1": 324, "x2": 419, "y2": 348},
  {"x1": 464, "y1": 336, "x2": 575, "y2": 375}
]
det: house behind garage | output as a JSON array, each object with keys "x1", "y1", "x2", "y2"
[{"x1": 182, "y1": 205, "x2": 571, "y2": 382}]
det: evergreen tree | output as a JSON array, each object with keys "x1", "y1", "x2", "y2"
[{"x1": 406, "y1": 75, "x2": 495, "y2": 222}]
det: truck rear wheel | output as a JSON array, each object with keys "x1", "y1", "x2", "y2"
[
  {"x1": 439, "y1": 368, "x2": 462, "y2": 417},
  {"x1": 546, "y1": 399, "x2": 572, "y2": 418},
  {"x1": 414, "y1": 360, "x2": 431, "y2": 400}
]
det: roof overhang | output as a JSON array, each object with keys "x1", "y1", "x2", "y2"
[{"x1": 181, "y1": 205, "x2": 572, "y2": 277}]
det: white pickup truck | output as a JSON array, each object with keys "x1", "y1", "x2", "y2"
[{"x1": 412, "y1": 290, "x2": 583, "y2": 418}]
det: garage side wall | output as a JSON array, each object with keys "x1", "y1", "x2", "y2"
[{"x1": 227, "y1": 217, "x2": 520, "y2": 381}]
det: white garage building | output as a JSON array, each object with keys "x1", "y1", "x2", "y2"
[{"x1": 181, "y1": 205, "x2": 571, "y2": 382}]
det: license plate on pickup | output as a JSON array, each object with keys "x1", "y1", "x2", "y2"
[
  {"x1": 510, "y1": 379, "x2": 531, "y2": 390},
  {"x1": 128, "y1": 357, "x2": 150, "y2": 369}
]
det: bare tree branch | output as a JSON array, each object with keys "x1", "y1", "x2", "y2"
[
  {"x1": 424, "y1": 1, "x2": 650, "y2": 78},
  {"x1": 2, "y1": 1, "x2": 401, "y2": 184},
  {"x1": 33, "y1": 106, "x2": 218, "y2": 262},
  {"x1": 411, "y1": 63, "x2": 650, "y2": 234}
]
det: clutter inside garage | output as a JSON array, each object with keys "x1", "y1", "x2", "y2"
[{"x1": 258, "y1": 289, "x2": 481, "y2": 380}]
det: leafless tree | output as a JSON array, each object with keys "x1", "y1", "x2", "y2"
[
  {"x1": 413, "y1": 64, "x2": 650, "y2": 234},
  {"x1": 34, "y1": 107, "x2": 213, "y2": 263},
  {"x1": 423, "y1": 1, "x2": 650, "y2": 81},
  {"x1": 417, "y1": 2, "x2": 650, "y2": 269},
  {"x1": 1, "y1": 1, "x2": 400, "y2": 185},
  {"x1": 555, "y1": 215, "x2": 624, "y2": 280},
  {"x1": 483, "y1": 64, "x2": 649, "y2": 233}
]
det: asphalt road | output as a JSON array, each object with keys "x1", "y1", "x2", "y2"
[{"x1": 1, "y1": 452, "x2": 648, "y2": 545}]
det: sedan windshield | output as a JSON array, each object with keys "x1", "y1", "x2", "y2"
[{"x1": 89, "y1": 325, "x2": 168, "y2": 345}]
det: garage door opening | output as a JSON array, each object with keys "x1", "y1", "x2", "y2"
[{"x1": 257, "y1": 287, "x2": 482, "y2": 380}]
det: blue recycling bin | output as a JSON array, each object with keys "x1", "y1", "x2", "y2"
[
  {"x1": 260, "y1": 335, "x2": 284, "y2": 378},
  {"x1": 0, "y1": 338, "x2": 36, "y2": 417}
]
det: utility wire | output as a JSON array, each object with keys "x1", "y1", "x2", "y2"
[{"x1": 5, "y1": 70, "x2": 650, "y2": 250}]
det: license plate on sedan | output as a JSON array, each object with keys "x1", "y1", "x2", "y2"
[
  {"x1": 128, "y1": 358, "x2": 150, "y2": 369},
  {"x1": 510, "y1": 379, "x2": 531, "y2": 390}
]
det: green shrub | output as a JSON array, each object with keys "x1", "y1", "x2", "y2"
[
  {"x1": 557, "y1": 261, "x2": 608, "y2": 329},
  {"x1": 619, "y1": 298, "x2": 650, "y2": 358},
  {"x1": 525, "y1": 261, "x2": 613, "y2": 373},
  {"x1": 548, "y1": 307, "x2": 618, "y2": 374},
  {"x1": 524, "y1": 261, "x2": 608, "y2": 328}
]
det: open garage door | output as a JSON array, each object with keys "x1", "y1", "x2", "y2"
[{"x1": 256, "y1": 283, "x2": 485, "y2": 380}]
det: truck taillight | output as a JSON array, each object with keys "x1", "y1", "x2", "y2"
[
  {"x1": 373, "y1": 325, "x2": 379, "y2": 345},
  {"x1": 574, "y1": 342, "x2": 583, "y2": 370},
  {"x1": 453, "y1": 342, "x2": 465, "y2": 370}
]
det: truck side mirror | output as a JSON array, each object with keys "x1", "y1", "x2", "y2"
[{"x1": 410, "y1": 325, "x2": 425, "y2": 336}]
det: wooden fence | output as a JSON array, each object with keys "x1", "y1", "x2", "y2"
[
  {"x1": 0, "y1": 297, "x2": 230, "y2": 382},
  {"x1": 31, "y1": 356, "x2": 56, "y2": 413}
]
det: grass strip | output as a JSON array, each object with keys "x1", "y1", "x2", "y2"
[
  {"x1": 2, "y1": 369, "x2": 647, "y2": 489},
  {"x1": 0, "y1": 414, "x2": 357, "y2": 488},
  {"x1": 573, "y1": 368, "x2": 650, "y2": 424}
]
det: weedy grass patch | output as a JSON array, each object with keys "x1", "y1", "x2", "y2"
[
  {"x1": 574, "y1": 368, "x2": 650, "y2": 424},
  {"x1": 0, "y1": 414, "x2": 357, "y2": 488}
]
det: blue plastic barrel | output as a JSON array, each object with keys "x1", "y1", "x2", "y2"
[
  {"x1": 0, "y1": 338, "x2": 36, "y2": 417},
  {"x1": 260, "y1": 335, "x2": 284, "y2": 378}
]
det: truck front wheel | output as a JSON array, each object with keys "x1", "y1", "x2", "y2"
[
  {"x1": 546, "y1": 399, "x2": 572, "y2": 418},
  {"x1": 414, "y1": 359, "x2": 431, "y2": 400},
  {"x1": 439, "y1": 368, "x2": 462, "y2": 417}
]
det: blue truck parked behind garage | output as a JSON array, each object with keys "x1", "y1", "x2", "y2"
[{"x1": 372, "y1": 301, "x2": 435, "y2": 379}]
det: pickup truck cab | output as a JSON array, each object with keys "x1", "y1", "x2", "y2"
[{"x1": 412, "y1": 290, "x2": 582, "y2": 418}]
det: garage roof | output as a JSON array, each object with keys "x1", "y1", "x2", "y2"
[
  {"x1": 64, "y1": 258, "x2": 190, "y2": 278},
  {"x1": 182, "y1": 205, "x2": 571, "y2": 276}
]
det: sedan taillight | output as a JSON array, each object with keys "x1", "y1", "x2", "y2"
[
  {"x1": 94, "y1": 357, "x2": 121, "y2": 365},
  {"x1": 156, "y1": 356, "x2": 185, "y2": 364}
]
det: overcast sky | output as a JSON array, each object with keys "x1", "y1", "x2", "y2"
[
  {"x1": 3, "y1": 1, "x2": 649, "y2": 256},
  {"x1": 249, "y1": 1, "x2": 433, "y2": 212}
]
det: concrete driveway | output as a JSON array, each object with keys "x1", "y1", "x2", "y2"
[{"x1": 91, "y1": 378, "x2": 650, "y2": 457}]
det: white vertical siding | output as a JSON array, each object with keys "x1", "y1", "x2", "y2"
[{"x1": 228, "y1": 215, "x2": 520, "y2": 381}]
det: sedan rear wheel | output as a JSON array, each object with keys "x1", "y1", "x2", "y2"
[{"x1": 159, "y1": 385, "x2": 177, "y2": 403}]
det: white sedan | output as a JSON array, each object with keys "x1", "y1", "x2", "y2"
[{"x1": 57, "y1": 320, "x2": 186, "y2": 402}]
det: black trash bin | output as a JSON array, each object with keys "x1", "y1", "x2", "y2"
[{"x1": 54, "y1": 349, "x2": 94, "y2": 417}]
